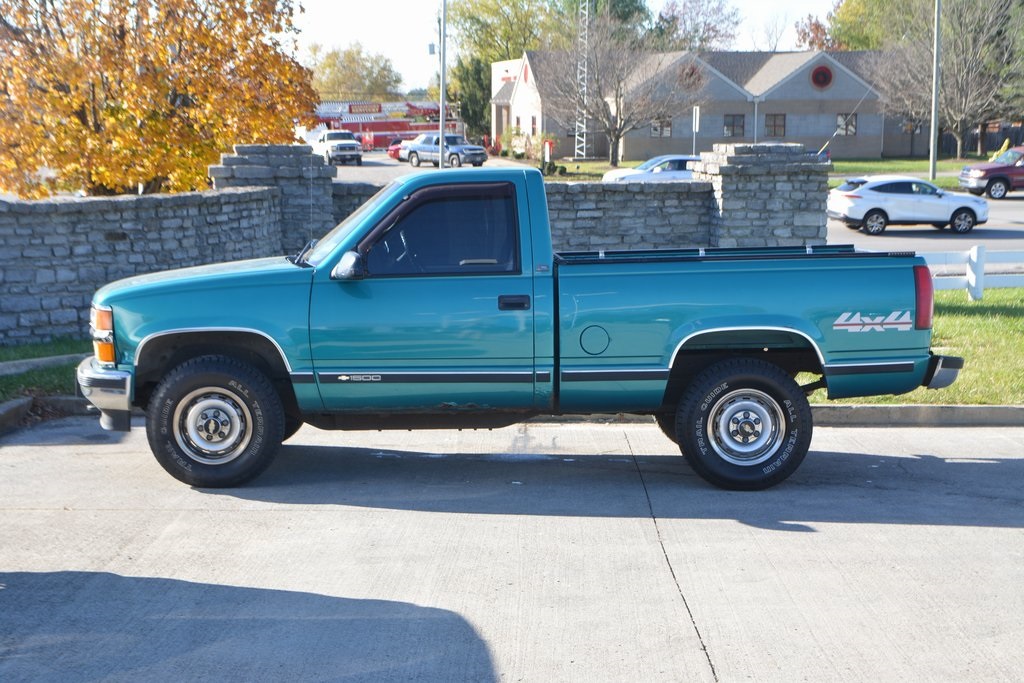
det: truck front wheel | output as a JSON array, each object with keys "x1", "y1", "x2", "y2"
[
  {"x1": 674, "y1": 358, "x2": 812, "y2": 490},
  {"x1": 146, "y1": 355, "x2": 284, "y2": 487}
]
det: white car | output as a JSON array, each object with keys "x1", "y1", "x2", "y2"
[
  {"x1": 827, "y1": 175, "x2": 988, "y2": 235},
  {"x1": 602, "y1": 154, "x2": 700, "y2": 182}
]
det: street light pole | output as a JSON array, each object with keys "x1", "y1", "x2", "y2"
[
  {"x1": 928, "y1": 0, "x2": 941, "y2": 180},
  {"x1": 439, "y1": 0, "x2": 448, "y2": 169}
]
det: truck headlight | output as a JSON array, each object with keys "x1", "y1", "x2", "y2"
[
  {"x1": 969, "y1": 169, "x2": 985, "y2": 178},
  {"x1": 90, "y1": 304, "x2": 116, "y2": 364}
]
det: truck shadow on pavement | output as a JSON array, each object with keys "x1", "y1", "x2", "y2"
[
  {"x1": 213, "y1": 444, "x2": 1024, "y2": 531},
  {"x1": 0, "y1": 571, "x2": 496, "y2": 682}
]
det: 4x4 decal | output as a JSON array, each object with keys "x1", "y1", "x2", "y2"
[{"x1": 833, "y1": 311, "x2": 913, "y2": 332}]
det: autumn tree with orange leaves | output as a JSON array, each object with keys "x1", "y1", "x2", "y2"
[{"x1": 0, "y1": 0, "x2": 317, "y2": 197}]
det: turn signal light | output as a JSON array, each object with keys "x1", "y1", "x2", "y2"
[
  {"x1": 94, "y1": 340, "x2": 116, "y2": 363},
  {"x1": 90, "y1": 306, "x2": 113, "y2": 337}
]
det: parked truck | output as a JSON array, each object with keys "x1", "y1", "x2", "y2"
[{"x1": 78, "y1": 168, "x2": 961, "y2": 490}]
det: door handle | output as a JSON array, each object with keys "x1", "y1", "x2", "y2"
[{"x1": 498, "y1": 295, "x2": 531, "y2": 311}]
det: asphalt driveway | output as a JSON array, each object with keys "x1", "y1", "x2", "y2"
[{"x1": 1, "y1": 417, "x2": 1022, "y2": 682}]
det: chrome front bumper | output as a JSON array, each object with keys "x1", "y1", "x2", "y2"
[{"x1": 77, "y1": 357, "x2": 133, "y2": 431}]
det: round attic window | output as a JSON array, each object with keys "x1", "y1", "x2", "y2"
[{"x1": 811, "y1": 66, "x2": 833, "y2": 89}]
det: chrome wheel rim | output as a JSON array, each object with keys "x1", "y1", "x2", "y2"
[
  {"x1": 864, "y1": 214, "x2": 885, "y2": 234},
  {"x1": 706, "y1": 389, "x2": 784, "y2": 466},
  {"x1": 989, "y1": 182, "x2": 1007, "y2": 199},
  {"x1": 173, "y1": 387, "x2": 252, "y2": 465},
  {"x1": 952, "y1": 212, "x2": 974, "y2": 233}
]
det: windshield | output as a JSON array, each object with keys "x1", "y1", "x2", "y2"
[
  {"x1": 444, "y1": 135, "x2": 468, "y2": 146},
  {"x1": 302, "y1": 181, "x2": 404, "y2": 267},
  {"x1": 635, "y1": 156, "x2": 668, "y2": 171},
  {"x1": 993, "y1": 149, "x2": 1022, "y2": 165},
  {"x1": 325, "y1": 131, "x2": 355, "y2": 141}
]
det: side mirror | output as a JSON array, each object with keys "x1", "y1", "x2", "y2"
[{"x1": 331, "y1": 251, "x2": 366, "y2": 280}]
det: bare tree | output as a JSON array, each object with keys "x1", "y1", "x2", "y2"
[
  {"x1": 649, "y1": 0, "x2": 741, "y2": 51},
  {"x1": 542, "y1": 12, "x2": 705, "y2": 165},
  {"x1": 872, "y1": 0, "x2": 1024, "y2": 158},
  {"x1": 751, "y1": 13, "x2": 788, "y2": 52}
]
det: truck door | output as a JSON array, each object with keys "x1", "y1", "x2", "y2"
[{"x1": 308, "y1": 181, "x2": 537, "y2": 411}]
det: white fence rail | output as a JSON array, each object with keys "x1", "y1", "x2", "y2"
[{"x1": 922, "y1": 246, "x2": 1024, "y2": 300}]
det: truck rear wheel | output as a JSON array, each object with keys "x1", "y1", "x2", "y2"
[
  {"x1": 674, "y1": 358, "x2": 812, "y2": 490},
  {"x1": 146, "y1": 355, "x2": 284, "y2": 487},
  {"x1": 409, "y1": 152, "x2": 420, "y2": 167}
]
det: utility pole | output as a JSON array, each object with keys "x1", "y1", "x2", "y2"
[
  {"x1": 439, "y1": 0, "x2": 448, "y2": 169},
  {"x1": 928, "y1": 0, "x2": 941, "y2": 180}
]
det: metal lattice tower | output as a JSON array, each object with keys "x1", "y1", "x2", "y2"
[{"x1": 573, "y1": 0, "x2": 589, "y2": 160}]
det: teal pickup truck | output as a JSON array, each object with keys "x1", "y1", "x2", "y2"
[{"x1": 78, "y1": 168, "x2": 961, "y2": 490}]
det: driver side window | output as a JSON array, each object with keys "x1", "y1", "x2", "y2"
[{"x1": 365, "y1": 189, "x2": 519, "y2": 277}]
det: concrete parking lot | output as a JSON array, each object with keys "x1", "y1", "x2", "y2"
[{"x1": 2, "y1": 417, "x2": 1022, "y2": 682}]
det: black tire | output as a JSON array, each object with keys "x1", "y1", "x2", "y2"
[
  {"x1": 968, "y1": 189, "x2": 984, "y2": 197},
  {"x1": 146, "y1": 355, "x2": 284, "y2": 487},
  {"x1": 409, "y1": 152, "x2": 420, "y2": 167},
  {"x1": 283, "y1": 414, "x2": 304, "y2": 441},
  {"x1": 931, "y1": 222, "x2": 948, "y2": 230},
  {"x1": 674, "y1": 358, "x2": 812, "y2": 490},
  {"x1": 448, "y1": 154, "x2": 462, "y2": 167},
  {"x1": 472, "y1": 162, "x2": 483, "y2": 167},
  {"x1": 356, "y1": 157, "x2": 363, "y2": 166},
  {"x1": 949, "y1": 208, "x2": 976, "y2": 234},
  {"x1": 986, "y1": 179, "x2": 1008, "y2": 199},
  {"x1": 862, "y1": 210, "x2": 887, "y2": 235},
  {"x1": 655, "y1": 413, "x2": 679, "y2": 444},
  {"x1": 843, "y1": 221, "x2": 861, "y2": 230}
]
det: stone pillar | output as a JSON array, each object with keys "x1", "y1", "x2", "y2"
[
  {"x1": 208, "y1": 144, "x2": 336, "y2": 254},
  {"x1": 694, "y1": 143, "x2": 831, "y2": 248}
]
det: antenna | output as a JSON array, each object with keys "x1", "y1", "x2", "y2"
[{"x1": 573, "y1": 0, "x2": 589, "y2": 160}]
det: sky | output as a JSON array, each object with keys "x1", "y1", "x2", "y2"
[{"x1": 293, "y1": 0, "x2": 837, "y2": 92}]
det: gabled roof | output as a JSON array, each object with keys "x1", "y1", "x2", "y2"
[
  {"x1": 743, "y1": 52, "x2": 819, "y2": 96},
  {"x1": 523, "y1": 50, "x2": 562, "y2": 102},
  {"x1": 491, "y1": 80, "x2": 515, "y2": 106},
  {"x1": 504, "y1": 49, "x2": 882, "y2": 106}
]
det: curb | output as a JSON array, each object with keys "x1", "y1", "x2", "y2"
[
  {"x1": 811, "y1": 404, "x2": 1024, "y2": 427},
  {"x1": 0, "y1": 353, "x2": 89, "y2": 377},
  {"x1": 0, "y1": 395, "x2": 92, "y2": 436}
]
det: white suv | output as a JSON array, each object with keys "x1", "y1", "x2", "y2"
[
  {"x1": 827, "y1": 175, "x2": 988, "y2": 235},
  {"x1": 313, "y1": 130, "x2": 362, "y2": 166}
]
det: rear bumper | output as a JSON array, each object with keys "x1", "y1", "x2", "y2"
[
  {"x1": 923, "y1": 354, "x2": 963, "y2": 390},
  {"x1": 826, "y1": 208, "x2": 859, "y2": 224},
  {"x1": 77, "y1": 357, "x2": 133, "y2": 431}
]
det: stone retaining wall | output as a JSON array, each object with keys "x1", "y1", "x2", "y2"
[
  {"x1": 208, "y1": 144, "x2": 335, "y2": 254},
  {"x1": 0, "y1": 187, "x2": 280, "y2": 344},
  {"x1": 0, "y1": 142, "x2": 828, "y2": 344}
]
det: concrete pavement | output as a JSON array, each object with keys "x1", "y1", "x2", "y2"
[{"x1": 1, "y1": 417, "x2": 1022, "y2": 682}]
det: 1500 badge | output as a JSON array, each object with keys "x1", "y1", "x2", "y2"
[{"x1": 833, "y1": 311, "x2": 912, "y2": 332}]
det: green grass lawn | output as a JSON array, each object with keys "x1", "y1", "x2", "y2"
[
  {"x1": 0, "y1": 337, "x2": 90, "y2": 363},
  {"x1": 0, "y1": 338, "x2": 90, "y2": 403}
]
